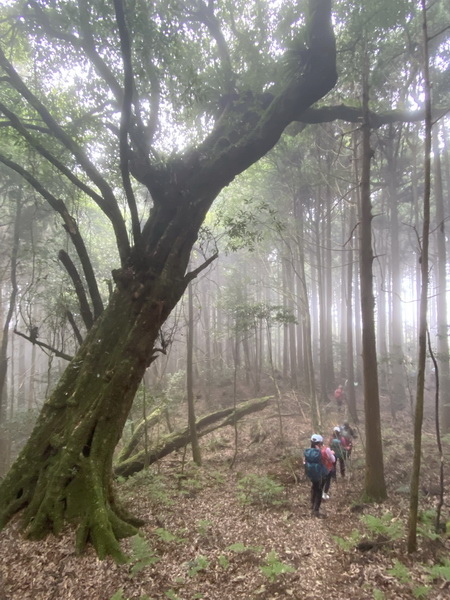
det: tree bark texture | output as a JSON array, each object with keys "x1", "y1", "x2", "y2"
[
  {"x1": 359, "y1": 49, "x2": 387, "y2": 503},
  {"x1": 407, "y1": 0, "x2": 431, "y2": 553}
]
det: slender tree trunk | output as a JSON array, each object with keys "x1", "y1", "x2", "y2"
[
  {"x1": 200, "y1": 276, "x2": 212, "y2": 405},
  {"x1": 359, "y1": 47, "x2": 387, "y2": 502},
  {"x1": 324, "y1": 156, "x2": 335, "y2": 391},
  {"x1": 0, "y1": 196, "x2": 21, "y2": 423},
  {"x1": 298, "y1": 247, "x2": 320, "y2": 429},
  {"x1": 315, "y1": 192, "x2": 329, "y2": 402},
  {"x1": 432, "y1": 131, "x2": 450, "y2": 433},
  {"x1": 346, "y1": 199, "x2": 358, "y2": 422},
  {"x1": 408, "y1": 0, "x2": 431, "y2": 552},
  {"x1": 187, "y1": 282, "x2": 201, "y2": 466},
  {"x1": 282, "y1": 258, "x2": 290, "y2": 381},
  {"x1": 339, "y1": 209, "x2": 347, "y2": 381},
  {"x1": 284, "y1": 257, "x2": 298, "y2": 388},
  {"x1": 386, "y1": 130, "x2": 407, "y2": 413}
]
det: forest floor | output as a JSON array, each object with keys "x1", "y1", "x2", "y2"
[{"x1": 0, "y1": 392, "x2": 449, "y2": 600}]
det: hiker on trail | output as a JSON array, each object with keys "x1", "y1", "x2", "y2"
[
  {"x1": 340, "y1": 421, "x2": 356, "y2": 459},
  {"x1": 329, "y1": 426, "x2": 346, "y2": 478},
  {"x1": 320, "y1": 437, "x2": 336, "y2": 500},
  {"x1": 304, "y1": 434, "x2": 334, "y2": 518},
  {"x1": 334, "y1": 384, "x2": 346, "y2": 412}
]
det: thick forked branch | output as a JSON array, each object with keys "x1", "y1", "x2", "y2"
[
  {"x1": 0, "y1": 101, "x2": 112, "y2": 210},
  {"x1": 186, "y1": 0, "x2": 235, "y2": 94},
  {"x1": 0, "y1": 46, "x2": 131, "y2": 264},
  {"x1": 295, "y1": 104, "x2": 450, "y2": 128},
  {"x1": 142, "y1": 0, "x2": 337, "y2": 208},
  {"x1": 58, "y1": 250, "x2": 94, "y2": 331},
  {"x1": 113, "y1": 0, "x2": 141, "y2": 247},
  {"x1": 0, "y1": 152, "x2": 104, "y2": 319},
  {"x1": 29, "y1": 0, "x2": 151, "y2": 165}
]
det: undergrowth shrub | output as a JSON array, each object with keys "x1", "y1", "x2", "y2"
[
  {"x1": 259, "y1": 550, "x2": 295, "y2": 582},
  {"x1": 118, "y1": 471, "x2": 174, "y2": 507},
  {"x1": 237, "y1": 473, "x2": 286, "y2": 507},
  {"x1": 129, "y1": 534, "x2": 160, "y2": 576},
  {"x1": 360, "y1": 512, "x2": 404, "y2": 541}
]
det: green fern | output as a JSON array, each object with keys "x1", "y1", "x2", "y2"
[
  {"x1": 417, "y1": 525, "x2": 441, "y2": 541},
  {"x1": 110, "y1": 591, "x2": 155, "y2": 600},
  {"x1": 412, "y1": 585, "x2": 430, "y2": 598},
  {"x1": 197, "y1": 519, "x2": 213, "y2": 536},
  {"x1": 227, "y1": 542, "x2": 249, "y2": 552},
  {"x1": 237, "y1": 474, "x2": 285, "y2": 507},
  {"x1": 360, "y1": 512, "x2": 403, "y2": 540},
  {"x1": 427, "y1": 559, "x2": 450, "y2": 582},
  {"x1": 218, "y1": 554, "x2": 230, "y2": 569},
  {"x1": 260, "y1": 550, "x2": 295, "y2": 582},
  {"x1": 332, "y1": 529, "x2": 360, "y2": 552},
  {"x1": 129, "y1": 535, "x2": 160, "y2": 576},
  {"x1": 154, "y1": 527, "x2": 187, "y2": 544},
  {"x1": 186, "y1": 555, "x2": 210, "y2": 577},
  {"x1": 387, "y1": 560, "x2": 410, "y2": 584}
]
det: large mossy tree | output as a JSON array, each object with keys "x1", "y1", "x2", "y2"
[{"x1": 0, "y1": 0, "x2": 337, "y2": 560}]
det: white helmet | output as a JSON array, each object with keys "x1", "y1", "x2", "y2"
[
  {"x1": 333, "y1": 426, "x2": 341, "y2": 433},
  {"x1": 311, "y1": 434, "x2": 323, "y2": 443}
]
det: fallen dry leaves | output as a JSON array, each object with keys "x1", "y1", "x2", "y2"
[{"x1": 1, "y1": 396, "x2": 449, "y2": 600}]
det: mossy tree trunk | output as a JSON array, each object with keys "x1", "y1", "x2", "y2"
[{"x1": 0, "y1": 232, "x2": 192, "y2": 561}]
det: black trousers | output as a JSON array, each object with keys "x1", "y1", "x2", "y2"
[{"x1": 311, "y1": 479, "x2": 326, "y2": 512}]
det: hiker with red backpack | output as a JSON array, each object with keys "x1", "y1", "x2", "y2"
[{"x1": 304, "y1": 434, "x2": 335, "y2": 517}]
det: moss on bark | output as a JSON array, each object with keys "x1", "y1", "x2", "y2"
[{"x1": 0, "y1": 276, "x2": 180, "y2": 561}]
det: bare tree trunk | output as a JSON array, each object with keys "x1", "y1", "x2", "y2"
[
  {"x1": 285, "y1": 258, "x2": 298, "y2": 388},
  {"x1": 432, "y1": 130, "x2": 450, "y2": 433},
  {"x1": 346, "y1": 199, "x2": 358, "y2": 422},
  {"x1": 324, "y1": 155, "x2": 335, "y2": 392},
  {"x1": 386, "y1": 129, "x2": 407, "y2": 413},
  {"x1": 315, "y1": 191, "x2": 329, "y2": 403},
  {"x1": 359, "y1": 45, "x2": 387, "y2": 502},
  {"x1": 187, "y1": 282, "x2": 201, "y2": 466},
  {"x1": 0, "y1": 196, "x2": 21, "y2": 423},
  {"x1": 408, "y1": 0, "x2": 431, "y2": 552}
]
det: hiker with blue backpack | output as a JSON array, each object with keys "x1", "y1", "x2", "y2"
[{"x1": 304, "y1": 434, "x2": 335, "y2": 517}]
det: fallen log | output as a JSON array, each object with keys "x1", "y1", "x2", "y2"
[
  {"x1": 114, "y1": 396, "x2": 273, "y2": 478},
  {"x1": 117, "y1": 405, "x2": 165, "y2": 464}
]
